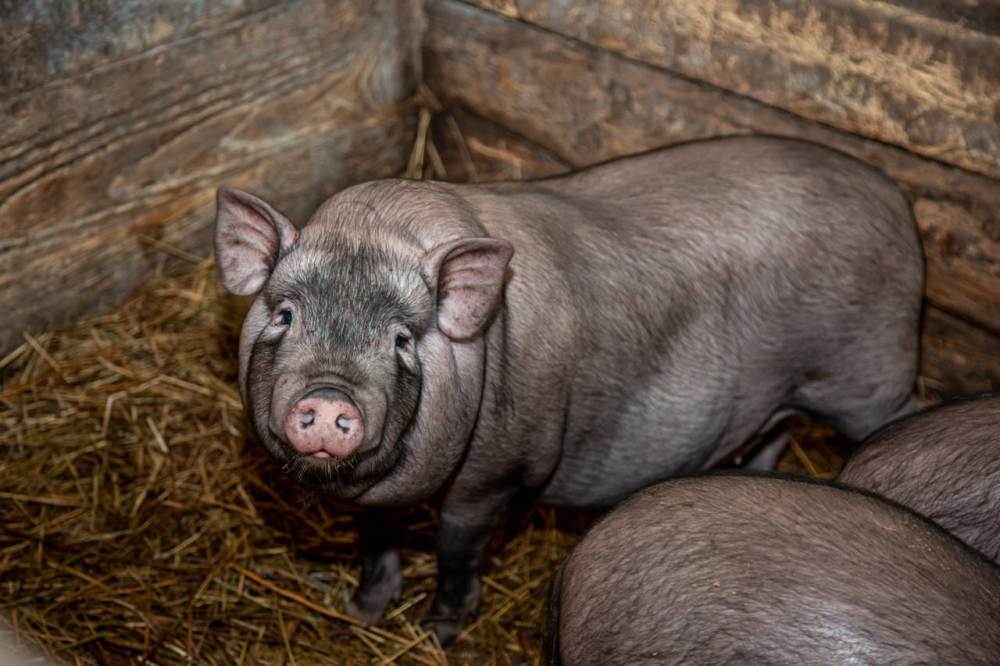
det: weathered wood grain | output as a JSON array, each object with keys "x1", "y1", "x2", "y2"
[
  {"x1": 430, "y1": 108, "x2": 1000, "y2": 396},
  {"x1": 884, "y1": 0, "x2": 1000, "y2": 35},
  {"x1": 917, "y1": 199, "x2": 1000, "y2": 335},
  {"x1": 0, "y1": 0, "x2": 282, "y2": 93},
  {"x1": 464, "y1": 0, "x2": 1000, "y2": 179},
  {"x1": 0, "y1": 0, "x2": 421, "y2": 354},
  {"x1": 922, "y1": 306, "x2": 1000, "y2": 396},
  {"x1": 425, "y1": 0, "x2": 1000, "y2": 337}
]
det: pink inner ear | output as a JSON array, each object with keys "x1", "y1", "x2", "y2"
[
  {"x1": 214, "y1": 187, "x2": 297, "y2": 296},
  {"x1": 428, "y1": 238, "x2": 514, "y2": 340}
]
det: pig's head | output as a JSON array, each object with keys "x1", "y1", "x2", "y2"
[{"x1": 214, "y1": 182, "x2": 512, "y2": 505}]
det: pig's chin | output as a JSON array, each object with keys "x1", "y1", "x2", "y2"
[{"x1": 263, "y1": 431, "x2": 406, "y2": 500}]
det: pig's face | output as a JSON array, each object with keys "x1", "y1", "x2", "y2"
[
  {"x1": 213, "y1": 186, "x2": 512, "y2": 502},
  {"x1": 241, "y1": 234, "x2": 429, "y2": 499}
]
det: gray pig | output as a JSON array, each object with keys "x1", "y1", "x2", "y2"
[
  {"x1": 839, "y1": 394, "x2": 1000, "y2": 563},
  {"x1": 213, "y1": 136, "x2": 923, "y2": 641},
  {"x1": 549, "y1": 474, "x2": 1000, "y2": 665}
]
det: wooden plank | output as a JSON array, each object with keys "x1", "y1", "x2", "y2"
[
  {"x1": 917, "y1": 199, "x2": 1000, "y2": 335},
  {"x1": 0, "y1": 1, "x2": 282, "y2": 93},
  {"x1": 921, "y1": 307, "x2": 1000, "y2": 396},
  {"x1": 881, "y1": 1, "x2": 1000, "y2": 37},
  {"x1": 0, "y1": 0, "x2": 421, "y2": 354},
  {"x1": 432, "y1": 109, "x2": 1000, "y2": 397},
  {"x1": 425, "y1": 0, "x2": 1000, "y2": 336},
  {"x1": 464, "y1": 0, "x2": 1000, "y2": 179}
]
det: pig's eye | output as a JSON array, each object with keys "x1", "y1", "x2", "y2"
[
  {"x1": 394, "y1": 334, "x2": 411, "y2": 349},
  {"x1": 278, "y1": 310, "x2": 293, "y2": 326}
]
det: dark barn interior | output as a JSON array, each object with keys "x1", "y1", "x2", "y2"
[{"x1": 1, "y1": 1, "x2": 998, "y2": 663}]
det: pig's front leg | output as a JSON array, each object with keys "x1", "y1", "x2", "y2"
[
  {"x1": 347, "y1": 509, "x2": 405, "y2": 625},
  {"x1": 423, "y1": 488, "x2": 516, "y2": 645}
]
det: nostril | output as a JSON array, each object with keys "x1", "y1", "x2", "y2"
[
  {"x1": 335, "y1": 414, "x2": 352, "y2": 433},
  {"x1": 301, "y1": 409, "x2": 316, "y2": 427}
]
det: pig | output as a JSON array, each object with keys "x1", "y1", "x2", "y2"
[
  {"x1": 548, "y1": 474, "x2": 1000, "y2": 665},
  {"x1": 839, "y1": 394, "x2": 1000, "y2": 562},
  {"x1": 213, "y1": 135, "x2": 924, "y2": 642},
  {"x1": 0, "y1": 620, "x2": 58, "y2": 666}
]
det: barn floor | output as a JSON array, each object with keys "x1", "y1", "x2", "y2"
[{"x1": 0, "y1": 109, "x2": 860, "y2": 665}]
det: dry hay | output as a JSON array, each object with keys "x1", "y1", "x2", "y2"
[
  {"x1": 0, "y1": 255, "x2": 582, "y2": 665},
  {"x1": 0, "y1": 109, "x2": 848, "y2": 665},
  {"x1": 0, "y1": 254, "x2": 847, "y2": 665}
]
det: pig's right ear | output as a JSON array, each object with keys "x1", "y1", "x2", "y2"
[{"x1": 214, "y1": 186, "x2": 298, "y2": 295}]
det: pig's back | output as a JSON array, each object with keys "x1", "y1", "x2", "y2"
[
  {"x1": 839, "y1": 395, "x2": 1000, "y2": 563},
  {"x1": 555, "y1": 474, "x2": 1000, "y2": 666},
  {"x1": 479, "y1": 137, "x2": 922, "y2": 337},
  {"x1": 541, "y1": 135, "x2": 921, "y2": 299}
]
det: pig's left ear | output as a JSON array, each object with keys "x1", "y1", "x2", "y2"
[
  {"x1": 423, "y1": 237, "x2": 514, "y2": 341},
  {"x1": 214, "y1": 186, "x2": 298, "y2": 295}
]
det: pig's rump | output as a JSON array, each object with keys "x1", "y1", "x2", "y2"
[
  {"x1": 552, "y1": 474, "x2": 1000, "y2": 666},
  {"x1": 839, "y1": 395, "x2": 1000, "y2": 563}
]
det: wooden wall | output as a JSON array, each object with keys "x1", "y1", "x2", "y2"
[
  {"x1": 468, "y1": 0, "x2": 1000, "y2": 179},
  {"x1": 0, "y1": 0, "x2": 422, "y2": 354},
  {"x1": 423, "y1": 0, "x2": 1000, "y2": 396},
  {"x1": 2, "y1": 0, "x2": 996, "y2": 396}
]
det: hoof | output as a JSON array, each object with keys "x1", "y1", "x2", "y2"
[{"x1": 421, "y1": 615, "x2": 464, "y2": 647}]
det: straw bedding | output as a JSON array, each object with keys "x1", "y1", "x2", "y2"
[{"x1": 0, "y1": 111, "x2": 847, "y2": 665}]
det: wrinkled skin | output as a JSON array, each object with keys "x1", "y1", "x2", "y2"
[
  {"x1": 214, "y1": 136, "x2": 924, "y2": 642},
  {"x1": 550, "y1": 474, "x2": 1000, "y2": 666},
  {"x1": 839, "y1": 394, "x2": 1000, "y2": 563}
]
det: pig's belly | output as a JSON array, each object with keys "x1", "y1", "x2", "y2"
[
  {"x1": 537, "y1": 435, "x2": 723, "y2": 509},
  {"x1": 536, "y1": 385, "x2": 780, "y2": 509}
]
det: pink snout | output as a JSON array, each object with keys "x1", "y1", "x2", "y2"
[{"x1": 283, "y1": 394, "x2": 364, "y2": 459}]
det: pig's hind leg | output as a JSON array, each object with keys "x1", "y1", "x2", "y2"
[
  {"x1": 741, "y1": 431, "x2": 790, "y2": 471},
  {"x1": 730, "y1": 410, "x2": 796, "y2": 471},
  {"x1": 789, "y1": 338, "x2": 920, "y2": 443}
]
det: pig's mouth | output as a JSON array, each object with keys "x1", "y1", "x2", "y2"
[{"x1": 279, "y1": 442, "x2": 399, "y2": 499}]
